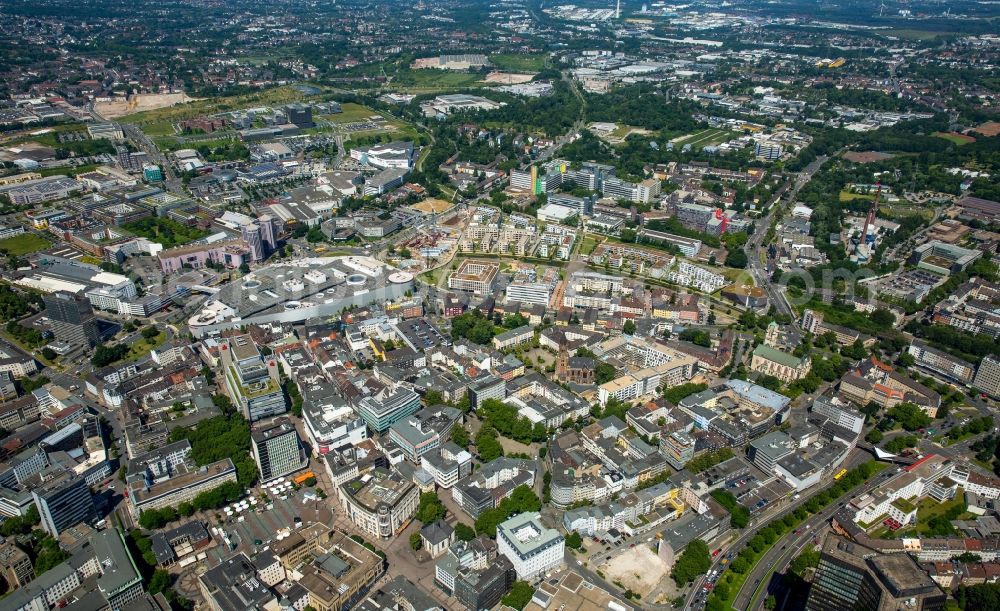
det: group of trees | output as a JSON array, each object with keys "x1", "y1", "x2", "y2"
[
  {"x1": 138, "y1": 480, "x2": 245, "y2": 529},
  {"x1": 948, "y1": 416, "x2": 995, "y2": 441},
  {"x1": 474, "y1": 484, "x2": 541, "y2": 537},
  {"x1": 123, "y1": 218, "x2": 210, "y2": 249},
  {"x1": 887, "y1": 402, "x2": 932, "y2": 432},
  {"x1": 416, "y1": 491, "x2": 447, "y2": 524},
  {"x1": 167, "y1": 413, "x2": 257, "y2": 486},
  {"x1": 671, "y1": 539, "x2": 711, "y2": 586},
  {"x1": 475, "y1": 423, "x2": 505, "y2": 462},
  {"x1": 905, "y1": 318, "x2": 999, "y2": 366},
  {"x1": 500, "y1": 581, "x2": 536, "y2": 611},
  {"x1": 450, "y1": 310, "x2": 497, "y2": 345},
  {"x1": 883, "y1": 434, "x2": 919, "y2": 454},
  {"x1": 285, "y1": 379, "x2": 304, "y2": 417},
  {"x1": 710, "y1": 489, "x2": 751, "y2": 528},
  {"x1": 478, "y1": 399, "x2": 548, "y2": 446},
  {"x1": 686, "y1": 447, "x2": 735, "y2": 474},
  {"x1": 956, "y1": 583, "x2": 1000, "y2": 611},
  {"x1": 92, "y1": 343, "x2": 130, "y2": 367},
  {"x1": 0, "y1": 285, "x2": 40, "y2": 320},
  {"x1": 663, "y1": 382, "x2": 708, "y2": 405}
]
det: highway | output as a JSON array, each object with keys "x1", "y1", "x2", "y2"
[
  {"x1": 745, "y1": 155, "x2": 830, "y2": 327},
  {"x1": 682, "y1": 443, "x2": 868, "y2": 609},
  {"x1": 730, "y1": 451, "x2": 894, "y2": 611},
  {"x1": 733, "y1": 422, "x2": 1000, "y2": 611}
]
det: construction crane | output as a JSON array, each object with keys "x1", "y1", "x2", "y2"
[
  {"x1": 861, "y1": 181, "x2": 882, "y2": 245},
  {"x1": 854, "y1": 181, "x2": 882, "y2": 261}
]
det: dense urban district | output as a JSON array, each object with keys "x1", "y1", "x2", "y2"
[{"x1": 0, "y1": 0, "x2": 999, "y2": 610}]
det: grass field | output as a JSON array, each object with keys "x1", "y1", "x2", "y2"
[
  {"x1": 35, "y1": 163, "x2": 101, "y2": 178},
  {"x1": 0, "y1": 233, "x2": 50, "y2": 255},
  {"x1": 128, "y1": 331, "x2": 166, "y2": 360},
  {"x1": 121, "y1": 84, "x2": 323, "y2": 124},
  {"x1": 887, "y1": 29, "x2": 958, "y2": 41},
  {"x1": 933, "y1": 131, "x2": 975, "y2": 146},
  {"x1": 489, "y1": 53, "x2": 547, "y2": 73},
  {"x1": 324, "y1": 103, "x2": 381, "y2": 124},
  {"x1": 839, "y1": 190, "x2": 876, "y2": 202},
  {"x1": 579, "y1": 234, "x2": 600, "y2": 256},
  {"x1": 141, "y1": 120, "x2": 177, "y2": 137},
  {"x1": 389, "y1": 69, "x2": 483, "y2": 92},
  {"x1": 674, "y1": 128, "x2": 736, "y2": 151}
]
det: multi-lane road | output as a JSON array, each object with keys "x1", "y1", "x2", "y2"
[{"x1": 745, "y1": 155, "x2": 830, "y2": 326}]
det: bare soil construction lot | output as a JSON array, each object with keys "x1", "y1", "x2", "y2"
[{"x1": 95, "y1": 93, "x2": 196, "y2": 119}]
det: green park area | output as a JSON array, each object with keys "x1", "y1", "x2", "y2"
[
  {"x1": 389, "y1": 69, "x2": 483, "y2": 92},
  {"x1": 838, "y1": 190, "x2": 876, "y2": 202},
  {"x1": 0, "y1": 233, "x2": 51, "y2": 256},
  {"x1": 324, "y1": 102, "x2": 381, "y2": 123},
  {"x1": 932, "y1": 131, "x2": 975, "y2": 146}
]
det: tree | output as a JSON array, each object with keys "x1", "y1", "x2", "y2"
[
  {"x1": 417, "y1": 492, "x2": 447, "y2": 524},
  {"x1": 865, "y1": 429, "x2": 884, "y2": 444},
  {"x1": 409, "y1": 532, "x2": 423, "y2": 551},
  {"x1": 623, "y1": 319, "x2": 636, "y2": 335},
  {"x1": 451, "y1": 425, "x2": 470, "y2": 449},
  {"x1": 725, "y1": 249, "x2": 748, "y2": 268},
  {"x1": 566, "y1": 531, "x2": 583, "y2": 549},
  {"x1": 451, "y1": 310, "x2": 495, "y2": 344},
  {"x1": 871, "y1": 309, "x2": 895, "y2": 327},
  {"x1": 454, "y1": 522, "x2": 476, "y2": 541},
  {"x1": 887, "y1": 402, "x2": 931, "y2": 431},
  {"x1": 671, "y1": 539, "x2": 711, "y2": 586},
  {"x1": 764, "y1": 595, "x2": 777, "y2": 610},
  {"x1": 790, "y1": 549, "x2": 820, "y2": 576},
  {"x1": 501, "y1": 581, "x2": 535, "y2": 611},
  {"x1": 475, "y1": 425, "x2": 504, "y2": 462},
  {"x1": 148, "y1": 569, "x2": 172, "y2": 595},
  {"x1": 33, "y1": 535, "x2": 70, "y2": 575},
  {"x1": 595, "y1": 362, "x2": 618, "y2": 384}
]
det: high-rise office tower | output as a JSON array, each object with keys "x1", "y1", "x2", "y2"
[
  {"x1": 251, "y1": 417, "x2": 307, "y2": 483},
  {"x1": 32, "y1": 472, "x2": 97, "y2": 536},
  {"x1": 43, "y1": 291, "x2": 100, "y2": 348},
  {"x1": 241, "y1": 223, "x2": 265, "y2": 263}
]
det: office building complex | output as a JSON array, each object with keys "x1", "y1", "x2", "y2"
[
  {"x1": 251, "y1": 417, "x2": 308, "y2": 483},
  {"x1": 974, "y1": 355, "x2": 1000, "y2": 399},
  {"x1": 660, "y1": 431, "x2": 696, "y2": 470},
  {"x1": 6, "y1": 528, "x2": 143, "y2": 611},
  {"x1": 448, "y1": 260, "x2": 500, "y2": 295},
  {"x1": 32, "y1": 473, "x2": 97, "y2": 536},
  {"x1": 806, "y1": 535, "x2": 946, "y2": 611},
  {"x1": 354, "y1": 386, "x2": 421, "y2": 434},
  {"x1": 496, "y1": 512, "x2": 564, "y2": 580},
  {"x1": 221, "y1": 334, "x2": 286, "y2": 422},
  {"x1": 0, "y1": 539, "x2": 34, "y2": 588},
  {"x1": 338, "y1": 468, "x2": 419, "y2": 539},
  {"x1": 43, "y1": 291, "x2": 100, "y2": 348},
  {"x1": 907, "y1": 340, "x2": 976, "y2": 385}
]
